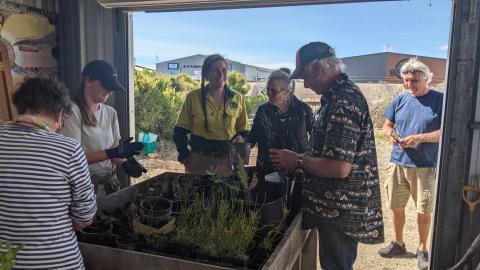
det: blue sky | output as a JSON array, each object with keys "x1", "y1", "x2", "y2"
[{"x1": 133, "y1": 0, "x2": 452, "y2": 70}]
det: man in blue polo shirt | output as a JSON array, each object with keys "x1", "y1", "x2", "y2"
[{"x1": 378, "y1": 58, "x2": 443, "y2": 270}]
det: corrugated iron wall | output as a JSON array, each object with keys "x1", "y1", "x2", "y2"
[
  {"x1": 11, "y1": 0, "x2": 132, "y2": 187},
  {"x1": 342, "y1": 53, "x2": 388, "y2": 83},
  {"x1": 13, "y1": 0, "x2": 58, "y2": 12},
  {"x1": 8, "y1": 0, "x2": 132, "y2": 142}
]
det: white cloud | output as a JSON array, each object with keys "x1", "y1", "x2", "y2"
[{"x1": 439, "y1": 44, "x2": 449, "y2": 51}]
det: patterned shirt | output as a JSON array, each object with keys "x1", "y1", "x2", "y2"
[{"x1": 302, "y1": 74, "x2": 384, "y2": 244}]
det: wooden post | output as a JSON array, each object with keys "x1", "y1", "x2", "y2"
[
  {"x1": 432, "y1": 0, "x2": 480, "y2": 269},
  {"x1": 301, "y1": 228, "x2": 318, "y2": 270}
]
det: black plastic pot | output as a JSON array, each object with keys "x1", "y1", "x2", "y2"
[
  {"x1": 115, "y1": 234, "x2": 140, "y2": 251},
  {"x1": 250, "y1": 182, "x2": 287, "y2": 225},
  {"x1": 140, "y1": 196, "x2": 172, "y2": 227},
  {"x1": 78, "y1": 223, "x2": 113, "y2": 245}
]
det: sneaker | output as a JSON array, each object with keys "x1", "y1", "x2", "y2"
[
  {"x1": 417, "y1": 250, "x2": 429, "y2": 270},
  {"x1": 378, "y1": 241, "x2": 407, "y2": 258}
]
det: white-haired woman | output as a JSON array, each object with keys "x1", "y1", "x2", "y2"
[{"x1": 247, "y1": 68, "x2": 313, "y2": 180}]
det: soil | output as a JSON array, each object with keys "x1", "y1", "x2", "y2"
[{"x1": 136, "y1": 137, "x2": 421, "y2": 270}]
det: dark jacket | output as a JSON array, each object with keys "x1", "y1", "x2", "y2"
[{"x1": 247, "y1": 95, "x2": 313, "y2": 177}]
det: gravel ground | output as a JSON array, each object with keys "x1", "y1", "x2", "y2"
[
  {"x1": 355, "y1": 131, "x2": 419, "y2": 270},
  {"x1": 136, "y1": 134, "x2": 422, "y2": 270}
]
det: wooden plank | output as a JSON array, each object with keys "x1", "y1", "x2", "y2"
[
  {"x1": 0, "y1": 42, "x2": 15, "y2": 122},
  {"x1": 431, "y1": 0, "x2": 480, "y2": 269},
  {"x1": 262, "y1": 213, "x2": 311, "y2": 270},
  {"x1": 300, "y1": 228, "x2": 318, "y2": 270},
  {"x1": 79, "y1": 243, "x2": 233, "y2": 270}
]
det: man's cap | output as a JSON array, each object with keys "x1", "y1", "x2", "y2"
[
  {"x1": 290, "y1": 42, "x2": 336, "y2": 79},
  {"x1": 82, "y1": 60, "x2": 125, "y2": 92}
]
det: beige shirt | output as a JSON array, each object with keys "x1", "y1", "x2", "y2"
[{"x1": 61, "y1": 103, "x2": 121, "y2": 177}]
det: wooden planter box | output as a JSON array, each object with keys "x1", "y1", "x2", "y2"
[{"x1": 80, "y1": 173, "x2": 318, "y2": 270}]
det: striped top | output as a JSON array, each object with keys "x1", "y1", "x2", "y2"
[{"x1": 0, "y1": 124, "x2": 96, "y2": 269}]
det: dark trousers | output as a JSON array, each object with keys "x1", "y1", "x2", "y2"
[{"x1": 318, "y1": 225, "x2": 358, "y2": 270}]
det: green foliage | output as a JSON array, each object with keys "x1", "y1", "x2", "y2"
[
  {"x1": 134, "y1": 69, "x2": 198, "y2": 139},
  {"x1": 170, "y1": 73, "x2": 200, "y2": 93},
  {"x1": 0, "y1": 240, "x2": 23, "y2": 270},
  {"x1": 245, "y1": 94, "x2": 268, "y2": 116},
  {"x1": 174, "y1": 183, "x2": 259, "y2": 262},
  {"x1": 227, "y1": 71, "x2": 250, "y2": 95}
]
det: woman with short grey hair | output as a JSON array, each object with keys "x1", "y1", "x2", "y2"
[
  {"x1": 0, "y1": 77, "x2": 96, "y2": 269},
  {"x1": 247, "y1": 68, "x2": 313, "y2": 181}
]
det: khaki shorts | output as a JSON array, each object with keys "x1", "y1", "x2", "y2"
[{"x1": 384, "y1": 163, "x2": 436, "y2": 214}]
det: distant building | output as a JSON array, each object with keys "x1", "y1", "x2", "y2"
[
  {"x1": 156, "y1": 54, "x2": 272, "y2": 82},
  {"x1": 134, "y1": 65, "x2": 156, "y2": 72},
  {"x1": 341, "y1": 52, "x2": 447, "y2": 85}
]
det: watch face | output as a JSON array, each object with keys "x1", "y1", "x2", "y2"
[{"x1": 296, "y1": 158, "x2": 304, "y2": 168}]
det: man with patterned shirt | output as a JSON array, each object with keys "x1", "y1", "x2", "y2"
[{"x1": 270, "y1": 41, "x2": 384, "y2": 270}]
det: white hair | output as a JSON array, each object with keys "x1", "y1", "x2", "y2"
[
  {"x1": 400, "y1": 58, "x2": 433, "y2": 84},
  {"x1": 310, "y1": 56, "x2": 346, "y2": 77},
  {"x1": 267, "y1": 68, "x2": 294, "y2": 93}
]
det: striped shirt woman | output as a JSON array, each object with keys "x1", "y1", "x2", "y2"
[{"x1": 0, "y1": 124, "x2": 96, "y2": 269}]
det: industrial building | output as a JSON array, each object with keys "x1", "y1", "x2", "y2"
[
  {"x1": 156, "y1": 54, "x2": 272, "y2": 82},
  {"x1": 342, "y1": 52, "x2": 447, "y2": 84}
]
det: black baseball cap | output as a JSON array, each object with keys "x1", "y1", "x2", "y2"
[
  {"x1": 82, "y1": 60, "x2": 125, "y2": 92},
  {"x1": 290, "y1": 42, "x2": 336, "y2": 79}
]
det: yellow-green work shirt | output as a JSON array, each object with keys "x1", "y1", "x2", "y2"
[{"x1": 176, "y1": 88, "x2": 250, "y2": 141}]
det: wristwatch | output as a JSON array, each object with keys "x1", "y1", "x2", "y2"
[{"x1": 296, "y1": 156, "x2": 304, "y2": 169}]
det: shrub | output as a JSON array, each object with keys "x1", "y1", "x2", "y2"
[
  {"x1": 170, "y1": 73, "x2": 200, "y2": 93},
  {"x1": 245, "y1": 95, "x2": 268, "y2": 117},
  {"x1": 228, "y1": 71, "x2": 250, "y2": 95},
  {"x1": 134, "y1": 69, "x2": 195, "y2": 139}
]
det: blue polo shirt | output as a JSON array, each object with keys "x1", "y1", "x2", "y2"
[{"x1": 384, "y1": 90, "x2": 443, "y2": 168}]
